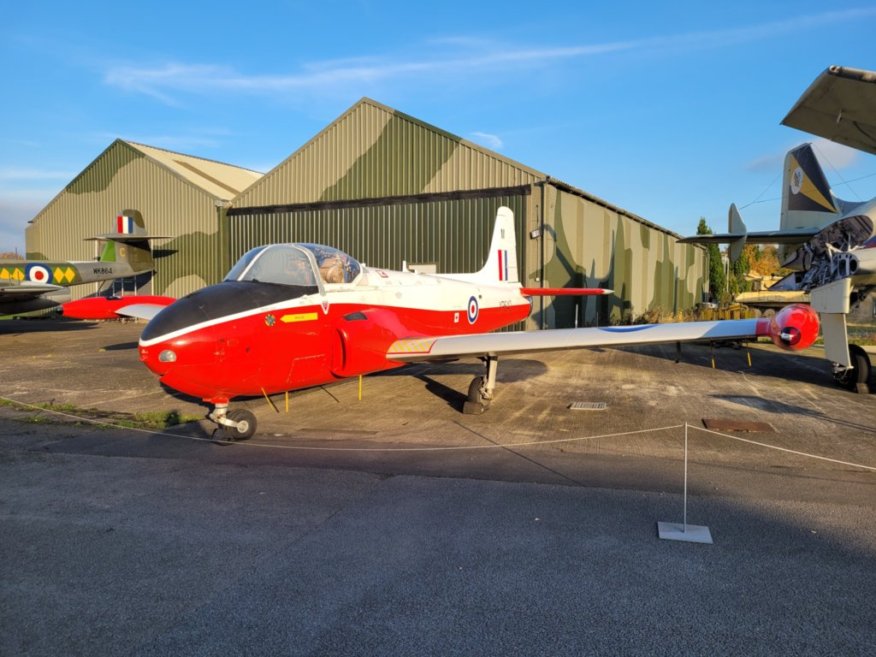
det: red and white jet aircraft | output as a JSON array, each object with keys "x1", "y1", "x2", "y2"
[{"x1": 133, "y1": 207, "x2": 819, "y2": 440}]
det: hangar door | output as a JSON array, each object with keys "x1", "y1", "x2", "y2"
[{"x1": 228, "y1": 188, "x2": 529, "y2": 278}]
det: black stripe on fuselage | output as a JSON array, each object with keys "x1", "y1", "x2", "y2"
[{"x1": 141, "y1": 281, "x2": 319, "y2": 341}]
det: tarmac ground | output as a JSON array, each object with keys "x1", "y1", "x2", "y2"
[{"x1": 0, "y1": 318, "x2": 874, "y2": 656}]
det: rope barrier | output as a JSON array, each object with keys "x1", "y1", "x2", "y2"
[
  {"x1": 690, "y1": 424, "x2": 876, "y2": 472},
  {"x1": 1, "y1": 395, "x2": 874, "y2": 471},
  {"x1": 0, "y1": 395, "x2": 680, "y2": 452}
]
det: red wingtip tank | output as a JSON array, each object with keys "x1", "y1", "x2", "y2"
[{"x1": 761, "y1": 304, "x2": 820, "y2": 351}]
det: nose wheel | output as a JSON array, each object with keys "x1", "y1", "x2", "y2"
[{"x1": 208, "y1": 405, "x2": 257, "y2": 444}]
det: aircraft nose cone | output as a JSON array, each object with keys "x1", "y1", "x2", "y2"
[
  {"x1": 141, "y1": 295, "x2": 208, "y2": 344},
  {"x1": 138, "y1": 342, "x2": 174, "y2": 377},
  {"x1": 140, "y1": 280, "x2": 307, "y2": 343}
]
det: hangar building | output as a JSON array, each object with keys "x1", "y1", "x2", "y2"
[
  {"x1": 25, "y1": 139, "x2": 263, "y2": 299},
  {"x1": 25, "y1": 100, "x2": 705, "y2": 328},
  {"x1": 230, "y1": 98, "x2": 705, "y2": 329}
]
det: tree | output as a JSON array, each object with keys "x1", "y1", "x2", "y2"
[
  {"x1": 744, "y1": 244, "x2": 785, "y2": 277},
  {"x1": 697, "y1": 218, "x2": 725, "y2": 303},
  {"x1": 728, "y1": 246, "x2": 751, "y2": 298}
]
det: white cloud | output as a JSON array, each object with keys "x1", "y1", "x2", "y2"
[
  {"x1": 0, "y1": 167, "x2": 75, "y2": 182},
  {"x1": 110, "y1": 133, "x2": 225, "y2": 151},
  {"x1": 103, "y1": 8, "x2": 876, "y2": 105},
  {"x1": 745, "y1": 152, "x2": 785, "y2": 173},
  {"x1": 470, "y1": 132, "x2": 503, "y2": 151},
  {"x1": 747, "y1": 138, "x2": 860, "y2": 174},
  {"x1": 809, "y1": 138, "x2": 859, "y2": 171},
  {"x1": 0, "y1": 192, "x2": 52, "y2": 253}
]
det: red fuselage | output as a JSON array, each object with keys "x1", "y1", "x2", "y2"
[{"x1": 138, "y1": 275, "x2": 531, "y2": 406}]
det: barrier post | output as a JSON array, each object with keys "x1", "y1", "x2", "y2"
[{"x1": 657, "y1": 422, "x2": 713, "y2": 544}]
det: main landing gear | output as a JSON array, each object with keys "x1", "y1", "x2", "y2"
[
  {"x1": 463, "y1": 355, "x2": 499, "y2": 415},
  {"x1": 833, "y1": 344, "x2": 872, "y2": 394},
  {"x1": 208, "y1": 404, "x2": 257, "y2": 444}
]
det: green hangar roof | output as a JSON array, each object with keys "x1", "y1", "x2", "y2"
[
  {"x1": 231, "y1": 97, "x2": 681, "y2": 239},
  {"x1": 233, "y1": 98, "x2": 543, "y2": 209}
]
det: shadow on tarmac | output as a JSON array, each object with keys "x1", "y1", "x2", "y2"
[
  {"x1": 618, "y1": 341, "x2": 873, "y2": 394},
  {"x1": 712, "y1": 394, "x2": 876, "y2": 435},
  {"x1": 102, "y1": 341, "x2": 139, "y2": 351},
  {"x1": 0, "y1": 318, "x2": 99, "y2": 334}
]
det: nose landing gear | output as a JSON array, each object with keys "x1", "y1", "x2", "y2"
[{"x1": 208, "y1": 404, "x2": 257, "y2": 443}]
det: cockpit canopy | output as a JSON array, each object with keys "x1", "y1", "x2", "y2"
[{"x1": 224, "y1": 244, "x2": 362, "y2": 287}]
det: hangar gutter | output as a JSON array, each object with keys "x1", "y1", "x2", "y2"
[{"x1": 229, "y1": 185, "x2": 532, "y2": 216}]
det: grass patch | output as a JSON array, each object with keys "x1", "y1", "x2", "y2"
[
  {"x1": 848, "y1": 324, "x2": 876, "y2": 346},
  {"x1": 813, "y1": 324, "x2": 876, "y2": 347},
  {"x1": 0, "y1": 398, "x2": 202, "y2": 430}
]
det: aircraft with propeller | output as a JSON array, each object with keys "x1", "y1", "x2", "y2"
[{"x1": 127, "y1": 207, "x2": 820, "y2": 441}]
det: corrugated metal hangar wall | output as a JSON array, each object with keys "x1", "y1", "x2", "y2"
[{"x1": 230, "y1": 98, "x2": 706, "y2": 329}]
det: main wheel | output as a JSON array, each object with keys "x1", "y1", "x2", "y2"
[
  {"x1": 833, "y1": 344, "x2": 872, "y2": 392},
  {"x1": 227, "y1": 409, "x2": 257, "y2": 440},
  {"x1": 463, "y1": 376, "x2": 490, "y2": 415}
]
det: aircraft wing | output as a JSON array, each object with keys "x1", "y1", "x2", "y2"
[
  {"x1": 115, "y1": 303, "x2": 171, "y2": 321},
  {"x1": 679, "y1": 228, "x2": 819, "y2": 245},
  {"x1": 387, "y1": 318, "x2": 770, "y2": 363},
  {"x1": 781, "y1": 65, "x2": 876, "y2": 155},
  {"x1": 0, "y1": 282, "x2": 64, "y2": 302}
]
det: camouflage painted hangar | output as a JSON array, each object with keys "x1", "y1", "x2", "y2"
[
  {"x1": 228, "y1": 98, "x2": 706, "y2": 328},
  {"x1": 26, "y1": 98, "x2": 706, "y2": 328},
  {"x1": 25, "y1": 140, "x2": 263, "y2": 299}
]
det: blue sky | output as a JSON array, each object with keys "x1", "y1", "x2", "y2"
[{"x1": 2, "y1": 1, "x2": 874, "y2": 255}]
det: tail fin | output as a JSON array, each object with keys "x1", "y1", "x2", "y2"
[
  {"x1": 86, "y1": 209, "x2": 165, "y2": 274},
  {"x1": 780, "y1": 143, "x2": 843, "y2": 232},
  {"x1": 475, "y1": 206, "x2": 519, "y2": 284},
  {"x1": 727, "y1": 203, "x2": 748, "y2": 262}
]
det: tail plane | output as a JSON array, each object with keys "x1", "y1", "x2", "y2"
[
  {"x1": 727, "y1": 203, "x2": 747, "y2": 262},
  {"x1": 86, "y1": 209, "x2": 165, "y2": 274},
  {"x1": 780, "y1": 143, "x2": 846, "y2": 232}
]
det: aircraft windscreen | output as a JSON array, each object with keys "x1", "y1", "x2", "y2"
[
  {"x1": 225, "y1": 245, "x2": 318, "y2": 287},
  {"x1": 224, "y1": 247, "x2": 265, "y2": 282},
  {"x1": 299, "y1": 244, "x2": 361, "y2": 284}
]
